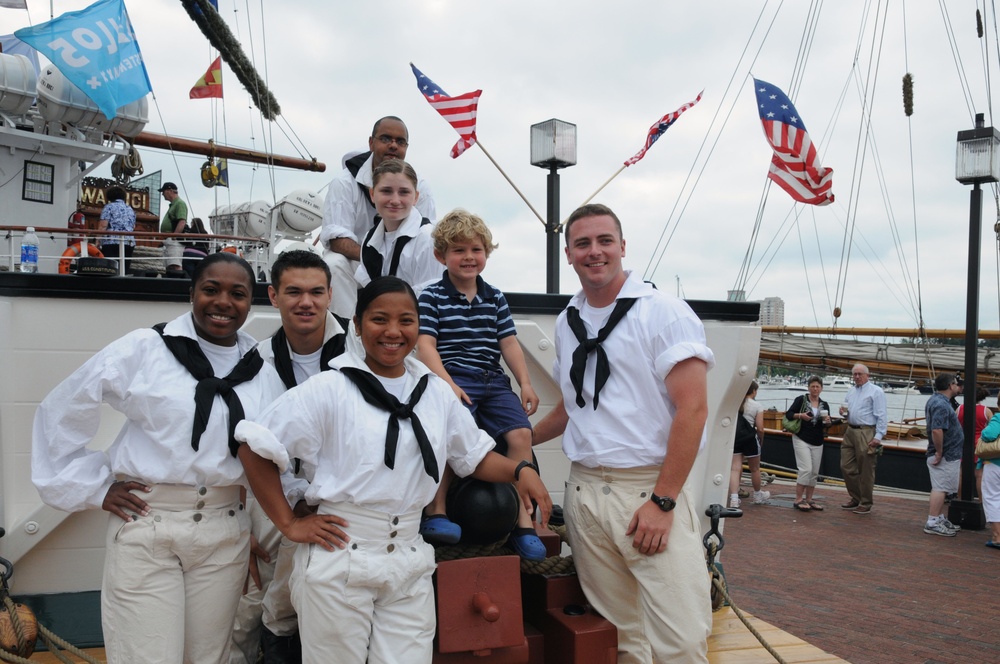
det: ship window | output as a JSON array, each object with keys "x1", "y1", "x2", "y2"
[{"x1": 22, "y1": 161, "x2": 54, "y2": 204}]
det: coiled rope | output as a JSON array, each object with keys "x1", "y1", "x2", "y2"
[
  {"x1": 0, "y1": 594, "x2": 102, "y2": 664},
  {"x1": 110, "y1": 143, "x2": 143, "y2": 184},
  {"x1": 433, "y1": 524, "x2": 576, "y2": 575}
]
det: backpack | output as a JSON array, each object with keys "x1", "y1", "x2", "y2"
[{"x1": 735, "y1": 412, "x2": 758, "y2": 447}]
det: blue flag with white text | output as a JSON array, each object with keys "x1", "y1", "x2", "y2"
[{"x1": 15, "y1": 0, "x2": 151, "y2": 120}]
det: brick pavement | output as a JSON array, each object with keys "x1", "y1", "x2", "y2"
[{"x1": 719, "y1": 484, "x2": 1000, "y2": 664}]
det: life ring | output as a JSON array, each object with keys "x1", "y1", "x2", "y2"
[{"x1": 58, "y1": 242, "x2": 104, "y2": 274}]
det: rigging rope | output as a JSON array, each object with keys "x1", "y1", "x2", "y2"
[
  {"x1": 833, "y1": 1, "x2": 888, "y2": 325},
  {"x1": 643, "y1": 0, "x2": 782, "y2": 282}
]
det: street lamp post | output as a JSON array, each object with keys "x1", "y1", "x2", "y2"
[
  {"x1": 530, "y1": 119, "x2": 577, "y2": 294},
  {"x1": 952, "y1": 111, "x2": 1000, "y2": 529}
]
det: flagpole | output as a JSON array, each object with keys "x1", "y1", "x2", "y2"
[
  {"x1": 474, "y1": 142, "x2": 546, "y2": 226},
  {"x1": 568, "y1": 164, "x2": 627, "y2": 226}
]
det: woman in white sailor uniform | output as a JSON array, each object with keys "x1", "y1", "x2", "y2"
[
  {"x1": 353, "y1": 159, "x2": 441, "y2": 293},
  {"x1": 236, "y1": 276, "x2": 551, "y2": 664},
  {"x1": 32, "y1": 252, "x2": 285, "y2": 664}
]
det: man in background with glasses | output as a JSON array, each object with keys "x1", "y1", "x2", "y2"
[
  {"x1": 839, "y1": 364, "x2": 887, "y2": 515},
  {"x1": 319, "y1": 116, "x2": 437, "y2": 317}
]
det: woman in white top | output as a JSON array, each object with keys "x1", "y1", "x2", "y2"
[
  {"x1": 236, "y1": 276, "x2": 551, "y2": 664},
  {"x1": 354, "y1": 160, "x2": 441, "y2": 293},
  {"x1": 729, "y1": 380, "x2": 771, "y2": 508},
  {"x1": 32, "y1": 252, "x2": 285, "y2": 664}
]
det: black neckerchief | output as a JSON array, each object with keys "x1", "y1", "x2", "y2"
[
  {"x1": 153, "y1": 322, "x2": 263, "y2": 457},
  {"x1": 564, "y1": 298, "x2": 637, "y2": 409},
  {"x1": 269, "y1": 315, "x2": 349, "y2": 390},
  {"x1": 360, "y1": 217, "x2": 432, "y2": 282},
  {"x1": 338, "y1": 367, "x2": 439, "y2": 482},
  {"x1": 345, "y1": 150, "x2": 375, "y2": 209}
]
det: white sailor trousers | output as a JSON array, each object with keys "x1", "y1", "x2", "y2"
[
  {"x1": 261, "y1": 533, "x2": 299, "y2": 635},
  {"x1": 230, "y1": 498, "x2": 282, "y2": 663},
  {"x1": 101, "y1": 484, "x2": 249, "y2": 664},
  {"x1": 290, "y1": 502, "x2": 436, "y2": 664},
  {"x1": 564, "y1": 464, "x2": 712, "y2": 664}
]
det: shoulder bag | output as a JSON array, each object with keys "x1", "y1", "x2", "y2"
[
  {"x1": 781, "y1": 397, "x2": 809, "y2": 434},
  {"x1": 976, "y1": 436, "x2": 1000, "y2": 460}
]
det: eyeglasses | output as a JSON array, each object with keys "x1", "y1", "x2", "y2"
[
  {"x1": 375, "y1": 135, "x2": 408, "y2": 147},
  {"x1": 851, "y1": 372, "x2": 866, "y2": 376}
]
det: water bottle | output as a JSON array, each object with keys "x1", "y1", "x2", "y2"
[{"x1": 20, "y1": 226, "x2": 38, "y2": 273}]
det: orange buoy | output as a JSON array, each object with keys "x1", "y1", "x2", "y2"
[{"x1": 58, "y1": 242, "x2": 104, "y2": 274}]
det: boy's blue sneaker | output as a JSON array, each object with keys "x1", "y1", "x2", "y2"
[
  {"x1": 420, "y1": 514, "x2": 461, "y2": 545},
  {"x1": 509, "y1": 529, "x2": 547, "y2": 561}
]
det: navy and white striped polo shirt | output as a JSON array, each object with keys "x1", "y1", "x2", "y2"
[{"x1": 418, "y1": 273, "x2": 516, "y2": 373}]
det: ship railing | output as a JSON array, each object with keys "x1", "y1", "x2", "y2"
[{"x1": 0, "y1": 225, "x2": 271, "y2": 277}]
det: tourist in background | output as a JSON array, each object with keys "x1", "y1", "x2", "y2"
[
  {"x1": 786, "y1": 375, "x2": 831, "y2": 511},
  {"x1": 956, "y1": 386, "x2": 992, "y2": 501},
  {"x1": 159, "y1": 181, "x2": 188, "y2": 277},
  {"x1": 974, "y1": 409, "x2": 1000, "y2": 549},
  {"x1": 923, "y1": 373, "x2": 964, "y2": 536},
  {"x1": 182, "y1": 217, "x2": 210, "y2": 278},
  {"x1": 97, "y1": 185, "x2": 136, "y2": 266},
  {"x1": 729, "y1": 381, "x2": 770, "y2": 508},
  {"x1": 839, "y1": 364, "x2": 887, "y2": 515}
]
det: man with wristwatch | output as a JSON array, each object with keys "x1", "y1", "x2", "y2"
[{"x1": 532, "y1": 204, "x2": 715, "y2": 663}]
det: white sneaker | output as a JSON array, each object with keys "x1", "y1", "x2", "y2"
[
  {"x1": 924, "y1": 521, "x2": 957, "y2": 537},
  {"x1": 729, "y1": 497, "x2": 741, "y2": 508},
  {"x1": 752, "y1": 490, "x2": 771, "y2": 505},
  {"x1": 941, "y1": 518, "x2": 961, "y2": 532}
]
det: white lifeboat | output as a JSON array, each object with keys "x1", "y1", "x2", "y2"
[
  {"x1": 0, "y1": 52, "x2": 36, "y2": 116},
  {"x1": 273, "y1": 189, "x2": 323, "y2": 236},
  {"x1": 35, "y1": 64, "x2": 148, "y2": 137}
]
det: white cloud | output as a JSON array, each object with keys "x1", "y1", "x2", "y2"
[{"x1": 15, "y1": 0, "x2": 998, "y2": 330}]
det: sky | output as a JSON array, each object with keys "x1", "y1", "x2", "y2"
[{"x1": 7, "y1": 0, "x2": 1000, "y2": 332}]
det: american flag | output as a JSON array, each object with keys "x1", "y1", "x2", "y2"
[
  {"x1": 753, "y1": 78, "x2": 834, "y2": 205},
  {"x1": 410, "y1": 63, "x2": 482, "y2": 158},
  {"x1": 624, "y1": 92, "x2": 703, "y2": 166}
]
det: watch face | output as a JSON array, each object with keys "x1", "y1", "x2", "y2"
[{"x1": 652, "y1": 494, "x2": 676, "y2": 511}]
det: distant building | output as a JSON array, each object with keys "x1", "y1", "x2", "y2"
[{"x1": 755, "y1": 296, "x2": 784, "y2": 326}]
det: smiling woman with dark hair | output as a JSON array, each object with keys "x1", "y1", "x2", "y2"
[
  {"x1": 235, "y1": 276, "x2": 551, "y2": 663},
  {"x1": 31, "y1": 251, "x2": 285, "y2": 663}
]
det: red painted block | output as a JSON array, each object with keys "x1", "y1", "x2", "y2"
[
  {"x1": 432, "y1": 639, "x2": 529, "y2": 663},
  {"x1": 436, "y1": 556, "x2": 525, "y2": 654},
  {"x1": 521, "y1": 573, "x2": 618, "y2": 664}
]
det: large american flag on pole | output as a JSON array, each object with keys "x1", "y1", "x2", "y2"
[
  {"x1": 753, "y1": 78, "x2": 834, "y2": 205},
  {"x1": 410, "y1": 63, "x2": 481, "y2": 158},
  {"x1": 624, "y1": 91, "x2": 703, "y2": 166}
]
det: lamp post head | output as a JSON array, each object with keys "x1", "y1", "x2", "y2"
[
  {"x1": 956, "y1": 112, "x2": 1000, "y2": 184},
  {"x1": 530, "y1": 119, "x2": 577, "y2": 170}
]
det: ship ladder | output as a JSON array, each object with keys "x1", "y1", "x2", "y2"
[
  {"x1": 703, "y1": 504, "x2": 789, "y2": 664},
  {"x1": 0, "y1": 556, "x2": 103, "y2": 664}
]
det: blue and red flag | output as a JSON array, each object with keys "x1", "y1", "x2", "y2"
[
  {"x1": 410, "y1": 63, "x2": 481, "y2": 158},
  {"x1": 753, "y1": 78, "x2": 834, "y2": 205},
  {"x1": 624, "y1": 91, "x2": 702, "y2": 166}
]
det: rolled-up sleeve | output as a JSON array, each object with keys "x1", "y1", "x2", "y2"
[{"x1": 32, "y1": 347, "x2": 123, "y2": 512}]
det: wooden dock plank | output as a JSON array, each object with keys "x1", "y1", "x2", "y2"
[{"x1": 27, "y1": 606, "x2": 847, "y2": 663}]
